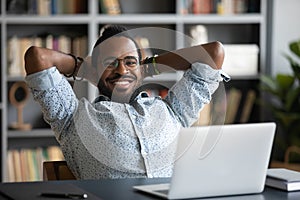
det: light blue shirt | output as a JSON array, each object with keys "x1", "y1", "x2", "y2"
[{"x1": 25, "y1": 63, "x2": 223, "y2": 179}]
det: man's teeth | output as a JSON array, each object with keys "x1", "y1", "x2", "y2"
[{"x1": 114, "y1": 81, "x2": 129, "y2": 85}]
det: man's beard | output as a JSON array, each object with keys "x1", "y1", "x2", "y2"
[{"x1": 97, "y1": 76, "x2": 142, "y2": 103}]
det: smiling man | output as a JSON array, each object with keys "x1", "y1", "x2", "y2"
[
  {"x1": 24, "y1": 25, "x2": 226, "y2": 179},
  {"x1": 95, "y1": 31, "x2": 143, "y2": 103}
]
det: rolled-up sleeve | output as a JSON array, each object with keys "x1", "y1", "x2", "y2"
[
  {"x1": 165, "y1": 62, "x2": 223, "y2": 127},
  {"x1": 25, "y1": 67, "x2": 78, "y2": 139},
  {"x1": 25, "y1": 67, "x2": 63, "y2": 90}
]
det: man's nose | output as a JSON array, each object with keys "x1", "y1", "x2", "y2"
[{"x1": 114, "y1": 61, "x2": 128, "y2": 74}]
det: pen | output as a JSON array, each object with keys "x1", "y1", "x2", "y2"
[{"x1": 40, "y1": 192, "x2": 88, "y2": 199}]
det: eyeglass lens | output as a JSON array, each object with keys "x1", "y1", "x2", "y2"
[{"x1": 104, "y1": 56, "x2": 138, "y2": 69}]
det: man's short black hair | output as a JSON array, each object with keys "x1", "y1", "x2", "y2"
[{"x1": 92, "y1": 25, "x2": 142, "y2": 67}]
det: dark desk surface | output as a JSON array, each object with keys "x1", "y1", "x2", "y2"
[{"x1": 1, "y1": 178, "x2": 300, "y2": 200}]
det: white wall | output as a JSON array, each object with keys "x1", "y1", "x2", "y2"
[{"x1": 271, "y1": 0, "x2": 300, "y2": 76}]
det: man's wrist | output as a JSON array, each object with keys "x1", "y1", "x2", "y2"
[
  {"x1": 143, "y1": 55, "x2": 160, "y2": 77},
  {"x1": 64, "y1": 54, "x2": 84, "y2": 80}
]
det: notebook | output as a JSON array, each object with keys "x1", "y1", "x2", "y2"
[{"x1": 133, "y1": 122, "x2": 276, "y2": 199}]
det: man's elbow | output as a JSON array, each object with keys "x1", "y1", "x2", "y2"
[
  {"x1": 211, "y1": 41, "x2": 225, "y2": 70},
  {"x1": 201, "y1": 41, "x2": 225, "y2": 70},
  {"x1": 24, "y1": 46, "x2": 41, "y2": 75}
]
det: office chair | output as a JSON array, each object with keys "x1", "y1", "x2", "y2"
[{"x1": 43, "y1": 161, "x2": 76, "y2": 180}]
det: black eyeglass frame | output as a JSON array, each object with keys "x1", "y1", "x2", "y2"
[{"x1": 102, "y1": 56, "x2": 140, "y2": 70}]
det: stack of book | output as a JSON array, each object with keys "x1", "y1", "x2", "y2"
[
  {"x1": 180, "y1": 0, "x2": 259, "y2": 15},
  {"x1": 266, "y1": 168, "x2": 300, "y2": 192},
  {"x1": 6, "y1": 146, "x2": 64, "y2": 182},
  {"x1": 7, "y1": 0, "x2": 87, "y2": 15},
  {"x1": 7, "y1": 35, "x2": 88, "y2": 77}
]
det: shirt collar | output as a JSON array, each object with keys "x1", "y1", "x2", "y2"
[{"x1": 93, "y1": 91, "x2": 149, "y2": 103}]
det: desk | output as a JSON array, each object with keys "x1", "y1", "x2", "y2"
[{"x1": 1, "y1": 178, "x2": 300, "y2": 200}]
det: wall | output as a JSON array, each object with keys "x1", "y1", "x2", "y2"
[{"x1": 271, "y1": 0, "x2": 300, "y2": 76}]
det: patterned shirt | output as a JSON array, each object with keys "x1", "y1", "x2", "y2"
[{"x1": 25, "y1": 63, "x2": 223, "y2": 179}]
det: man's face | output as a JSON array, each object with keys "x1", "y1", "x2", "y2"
[{"x1": 96, "y1": 36, "x2": 143, "y2": 103}]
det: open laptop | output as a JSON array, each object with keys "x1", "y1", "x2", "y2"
[{"x1": 133, "y1": 122, "x2": 276, "y2": 199}]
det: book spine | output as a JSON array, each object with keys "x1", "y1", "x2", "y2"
[
  {"x1": 6, "y1": 146, "x2": 64, "y2": 182},
  {"x1": 240, "y1": 90, "x2": 256, "y2": 123},
  {"x1": 225, "y1": 88, "x2": 242, "y2": 124},
  {"x1": 6, "y1": 35, "x2": 87, "y2": 77}
]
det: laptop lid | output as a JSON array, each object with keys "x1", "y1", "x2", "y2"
[{"x1": 134, "y1": 122, "x2": 276, "y2": 199}]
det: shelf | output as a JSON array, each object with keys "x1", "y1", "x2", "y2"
[
  {"x1": 8, "y1": 129, "x2": 54, "y2": 138},
  {"x1": 179, "y1": 14, "x2": 264, "y2": 24},
  {"x1": 6, "y1": 76, "x2": 25, "y2": 82},
  {"x1": 2, "y1": 13, "x2": 264, "y2": 25},
  {"x1": 96, "y1": 14, "x2": 178, "y2": 24},
  {"x1": 3, "y1": 15, "x2": 92, "y2": 24}
]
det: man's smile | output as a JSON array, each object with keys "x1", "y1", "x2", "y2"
[{"x1": 108, "y1": 76, "x2": 136, "y2": 90}]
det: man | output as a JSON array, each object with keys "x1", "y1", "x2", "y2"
[{"x1": 24, "y1": 25, "x2": 226, "y2": 179}]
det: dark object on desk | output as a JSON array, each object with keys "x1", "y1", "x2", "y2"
[
  {"x1": 43, "y1": 161, "x2": 76, "y2": 181},
  {"x1": 0, "y1": 182, "x2": 100, "y2": 200},
  {"x1": 40, "y1": 192, "x2": 88, "y2": 199},
  {"x1": 266, "y1": 168, "x2": 300, "y2": 191},
  {"x1": 0, "y1": 178, "x2": 300, "y2": 200}
]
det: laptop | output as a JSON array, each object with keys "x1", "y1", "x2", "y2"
[{"x1": 133, "y1": 122, "x2": 276, "y2": 199}]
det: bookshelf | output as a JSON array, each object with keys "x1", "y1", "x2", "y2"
[{"x1": 0, "y1": 0, "x2": 269, "y2": 182}]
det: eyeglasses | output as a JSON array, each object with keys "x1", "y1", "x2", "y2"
[{"x1": 102, "y1": 56, "x2": 139, "y2": 70}]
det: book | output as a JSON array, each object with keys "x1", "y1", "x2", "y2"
[
  {"x1": 6, "y1": 150, "x2": 15, "y2": 182},
  {"x1": 58, "y1": 35, "x2": 71, "y2": 53},
  {"x1": 239, "y1": 89, "x2": 256, "y2": 123},
  {"x1": 74, "y1": 0, "x2": 88, "y2": 14},
  {"x1": 193, "y1": 0, "x2": 212, "y2": 14},
  {"x1": 234, "y1": 0, "x2": 247, "y2": 13},
  {"x1": 47, "y1": 146, "x2": 64, "y2": 161},
  {"x1": 179, "y1": 0, "x2": 190, "y2": 14},
  {"x1": 12, "y1": 150, "x2": 22, "y2": 182},
  {"x1": 37, "y1": 0, "x2": 50, "y2": 15},
  {"x1": 100, "y1": 0, "x2": 121, "y2": 15},
  {"x1": 6, "y1": 146, "x2": 64, "y2": 182},
  {"x1": 225, "y1": 88, "x2": 242, "y2": 124},
  {"x1": 6, "y1": 34, "x2": 86, "y2": 77},
  {"x1": 72, "y1": 36, "x2": 88, "y2": 57},
  {"x1": 35, "y1": 147, "x2": 46, "y2": 179},
  {"x1": 19, "y1": 149, "x2": 29, "y2": 181},
  {"x1": 266, "y1": 168, "x2": 300, "y2": 191}
]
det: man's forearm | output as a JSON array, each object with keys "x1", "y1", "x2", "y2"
[
  {"x1": 154, "y1": 41, "x2": 224, "y2": 71},
  {"x1": 24, "y1": 46, "x2": 77, "y2": 76}
]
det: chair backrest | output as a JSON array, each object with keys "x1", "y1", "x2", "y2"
[{"x1": 43, "y1": 161, "x2": 76, "y2": 180}]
